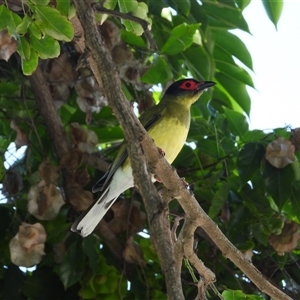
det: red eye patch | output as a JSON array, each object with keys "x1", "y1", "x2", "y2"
[{"x1": 179, "y1": 80, "x2": 202, "y2": 90}]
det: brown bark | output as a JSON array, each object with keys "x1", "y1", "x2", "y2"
[
  {"x1": 73, "y1": 2, "x2": 292, "y2": 300},
  {"x1": 74, "y1": 2, "x2": 184, "y2": 299},
  {"x1": 29, "y1": 66, "x2": 70, "y2": 158}
]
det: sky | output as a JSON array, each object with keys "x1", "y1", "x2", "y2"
[{"x1": 234, "y1": 1, "x2": 300, "y2": 130}]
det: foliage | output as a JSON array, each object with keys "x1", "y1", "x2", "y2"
[{"x1": 1, "y1": 0, "x2": 298, "y2": 299}]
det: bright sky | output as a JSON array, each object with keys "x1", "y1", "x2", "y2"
[{"x1": 234, "y1": 1, "x2": 300, "y2": 130}]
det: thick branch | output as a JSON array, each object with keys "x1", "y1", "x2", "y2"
[
  {"x1": 143, "y1": 138, "x2": 292, "y2": 300},
  {"x1": 74, "y1": 2, "x2": 184, "y2": 299},
  {"x1": 73, "y1": 2, "x2": 291, "y2": 300},
  {"x1": 29, "y1": 66, "x2": 70, "y2": 158}
]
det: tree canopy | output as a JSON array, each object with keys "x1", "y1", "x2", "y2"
[{"x1": 0, "y1": 0, "x2": 299, "y2": 300}]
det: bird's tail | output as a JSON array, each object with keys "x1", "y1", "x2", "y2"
[{"x1": 71, "y1": 187, "x2": 118, "y2": 237}]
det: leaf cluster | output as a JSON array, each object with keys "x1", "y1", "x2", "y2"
[{"x1": 1, "y1": 0, "x2": 298, "y2": 300}]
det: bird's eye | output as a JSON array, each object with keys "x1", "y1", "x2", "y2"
[{"x1": 179, "y1": 80, "x2": 199, "y2": 90}]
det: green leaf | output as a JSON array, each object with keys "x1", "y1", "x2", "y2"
[
  {"x1": 241, "y1": 186, "x2": 273, "y2": 217},
  {"x1": 0, "y1": 82, "x2": 20, "y2": 96},
  {"x1": 262, "y1": 0, "x2": 284, "y2": 29},
  {"x1": 33, "y1": 5, "x2": 74, "y2": 41},
  {"x1": 21, "y1": 50, "x2": 38, "y2": 75},
  {"x1": 0, "y1": 5, "x2": 22, "y2": 34},
  {"x1": 290, "y1": 183, "x2": 300, "y2": 221},
  {"x1": 216, "y1": 72, "x2": 251, "y2": 115},
  {"x1": 142, "y1": 56, "x2": 172, "y2": 84},
  {"x1": 237, "y1": 143, "x2": 265, "y2": 186},
  {"x1": 82, "y1": 235, "x2": 100, "y2": 274},
  {"x1": 210, "y1": 87, "x2": 234, "y2": 112},
  {"x1": 267, "y1": 217, "x2": 284, "y2": 235},
  {"x1": 2, "y1": 264, "x2": 26, "y2": 299},
  {"x1": 91, "y1": 126, "x2": 124, "y2": 144},
  {"x1": 263, "y1": 161, "x2": 294, "y2": 210},
  {"x1": 291, "y1": 158, "x2": 300, "y2": 181},
  {"x1": 214, "y1": 44, "x2": 235, "y2": 66},
  {"x1": 0, "y1": 5, "x2": 13, "y2": 31},
  {"x1": 17, "y1": 36, "x2": 31, "y2": 60},
  {"x1": 222, "y1": 289, "x2": 264, "y2": 300},
  {"x1": 7, "y1": 11, "x2": 22, "y2": 35},
  {"x1": 29, "y1": 21, "x2": 44, "y2": 39},
  {"x1": 118, "y1": 0, "x2": 152, "y2": 36},
  {"x1": 216, "y1": 61, "x2": 254, "y2": 88},
  {"x1": 16, "y1": 14, "x2": 32, "y2": 35},
  {"x1": 30, "y1": 34, "x2": 60, "y2": 59},
  {"x1": 23, "y1": 268, "x2": 64, "y2": 299},
  {"x1": 161, "y1": 23, "x2": 200, "y2": 55},
  {"x1": 224, "y1": 108, "x2": 249, "y2": 138},
  {"x1": 250, "y1": 223, "x2": 268, "y2": 246},
  {"x1": 56, "y1": 0, "x2": 70, "y2": 16},
  {"x1": 59, "y1": 237, "x2": 85, "y2": 289},
  {"x1": 235, "y1": 0, "x2": 251, "y2": 10},
  {"x1": 209, "y1": 182, "x2": 232, "y2": 218},
  {"x1": 189, "y1": 1, "x2": 207, "y2": 27},
  {"x1": 96, "y1": 0, "x2": 118, "y2": 24},
  {"x1": 121, "y1": 30, "x2": 147, "y2": 48},
  {"x1": 197, "y1": 138, "x2": 225, "y2": 158},
  {"x1": 182, "y1": 45, "x2": 211, "y2": 80},
  {"x1": 173, "y1": 0, "x2": 191, "y2": 16},
  {"x1": 204, "y1": 2, "x2": 250, "y2": 33},
  {"x1": 31, "y1": 0, "x2": 50, "y2": 4},
  {"x1": 213, "y1": 30, "x2": 253, "y2": 70},
  {"x1": 242, "y1": 129, "x2": 268, "y2": 143}
]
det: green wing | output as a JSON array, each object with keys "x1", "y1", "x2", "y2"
[{"x1": 92, "y1": 102, "x2": 167, "y2": 193}]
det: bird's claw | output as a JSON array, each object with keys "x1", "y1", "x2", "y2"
[
  {"x1": 154, "y1": 174, "x2": 163, "y2": 182},
  {"x1": 181, "y1": 177, "x2": 190, "y2": 189},
  {"x1": 157, "y1": 147, "x2": 165, "y2": 157}
]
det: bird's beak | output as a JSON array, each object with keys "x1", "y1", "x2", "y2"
[{"x1": 197, "y1": 81, "x2": 216, "y2": 91}]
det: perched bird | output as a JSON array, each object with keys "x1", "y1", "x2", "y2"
[{"x1": 71, "y1": 79, "x2": 215, "y2": 237}]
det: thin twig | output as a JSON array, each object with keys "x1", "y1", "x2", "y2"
[
  {"x1": 171, "y1": 215, "x2": 184, "y2": 244},
  {"x1": 209, "y1": 283, "x2": 225, "y2": 300},
  {"x1": 184, "y1": 258, "x2": 198, "y2": 283},
  {"x1": 92, "y1": 2, "x2": 157, "y2": 51}
]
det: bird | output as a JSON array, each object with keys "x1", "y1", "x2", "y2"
[{"x1": 71, "y1": 78, "x2": 216, "y2": 237}]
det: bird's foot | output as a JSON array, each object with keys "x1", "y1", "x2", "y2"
[
  {"x1": 181, "y1": 177, "x2": 190, "y2": 189},
  {"x1": 157, "y1": 146, "x2": 165, "y2": 157},
  {"x1": 154, "y1": 174, "x2": 163, "y2": 183}
]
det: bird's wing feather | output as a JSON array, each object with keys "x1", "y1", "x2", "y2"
[
  {"x1": 92, "y1": 143, "x2": 128, "y2": 193},
  {"x1": 92, "y1": 103, "x2": 166, "y2": 193}
]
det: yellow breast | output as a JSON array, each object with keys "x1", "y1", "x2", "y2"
[{"x1": 148, "y1": 116, "x2": 189, "y2": 164}]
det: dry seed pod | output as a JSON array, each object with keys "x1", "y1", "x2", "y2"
[
  {"x1": 269, "y1": 221, "x2": 300, "y2": 255},
  {"x1": 266, "y1": 137, "x2": 295, "y2": 168},
  {"x1": 27, "y1": 180, "x2": 64, "y2": 220},
  {"x1": 0, "y1": 30, "x2": 17, "y2": 61},
  {"x1": 97, "y1": 20, "x2": 120, "y2": 50},
  {"x1": 9, "y1": 222, "x2": 46, "y2": 267}
]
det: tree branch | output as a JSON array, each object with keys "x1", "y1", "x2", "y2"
[
  {"x1": 74, "y1": 2, "x2": 184, "y2": 299},
  {"x1": 29, "y1": 66, "x2": 70, "y2": 158},
  {"x1": 73, "y1": 2, "x2": 292, "y2": 300},
  {"x1": 178, "y1": 218, "x2": 216, "y2": 285},
  {"x1": 148, "y1": 136, "x2": 293, "y2": 300}
]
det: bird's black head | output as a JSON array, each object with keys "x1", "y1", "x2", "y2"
[
  {"x1": 165, "y1": 79, "x2": 216, "y2": 96},
  {"x1": 163, "y1": 79, "x2": 216, "y2": 106}
]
